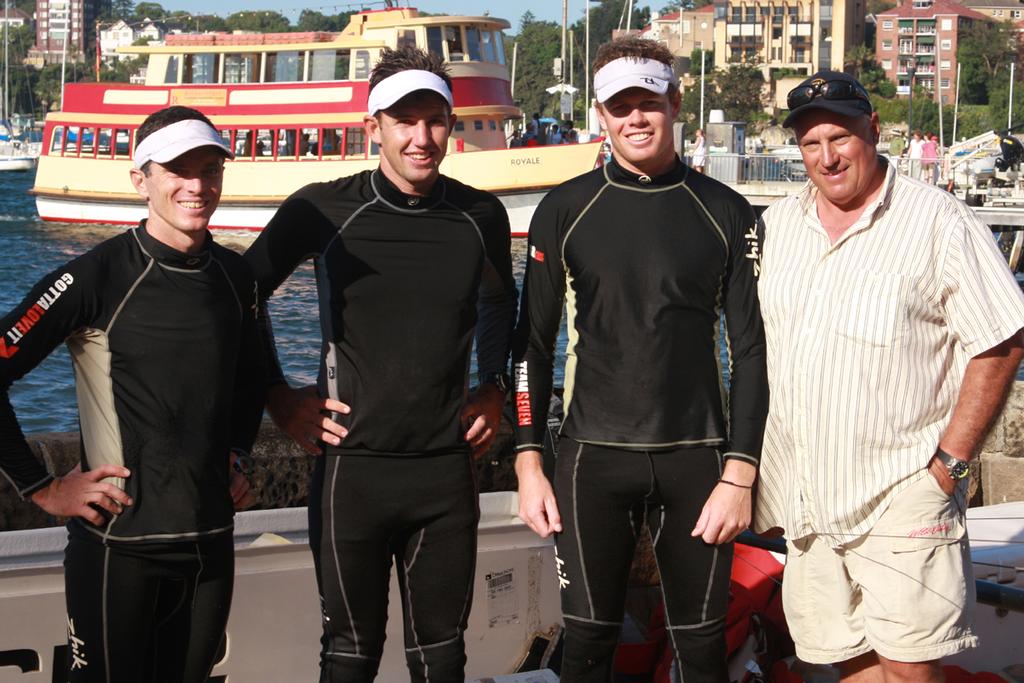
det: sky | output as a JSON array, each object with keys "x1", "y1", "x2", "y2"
[{"x1": 167, "y1": 1, "x2": 656, "y2": 33}]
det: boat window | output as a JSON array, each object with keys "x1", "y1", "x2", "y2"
[
  {"x1": 217, "y1": 129, "x2": 231, "y2": 152},
  {"x1": 113, "y1": 129, "x2": 131, "y2": 158},
  {"x1": 311, "y1": 49, "x2": 350, "y2": 81},
  {"x1": 494, "y1": 32, "x2": 506, "y2": 65},
  {"x1": 49, "y1": 126, "x2": 64, "y2": 154},
  {"x1": 255, "y1": 129, "x2": 273, "y2": 159},
  {"x1": 184, "y1": 53, "x2": 218, "y2": 84},
  {"x1": 97, "y1": 128, "x2": 112, "y2": 157},
  {"x1": 444, "y1": 26, "x2": 465, "y2": 61},
  {"x1": 300, "y1": 128, "x2": 319, "y2": 158},
  {"x1": 370, "y1": 140, "x2": 379, "y2": 156},
  {"x1": 236, "y1": 130, "x2": 254, "y2": 159},
  {"x1": 164, "y1": 55, "x2": 179, "y2": 84},
  {"x1": 454, "y1": 121, "x2": 465, "y2": 132},
  {"x1": 426, "y1": 27, "x2": 444, "y2": 59},
  {"x1": 276, "y1": 129, "x2": 297, "y2": 159},
  {"x1": 397, "y1": 30, "x2": 416, "y2": 49},
  {"x1": 80, "y1": 127, "x2": 96, "y2": 156},
  {"x1": 353, "y1": 50, "x2": 371, "y2": 80},
  {"x1": 265, "y1": 51, "x2": 304, "y2": 83},
  {"x1": 480, "y1": 30, "x2": 495, "y2": 62},
  {"x1": 488, "y1": 120, "x2": 496, "y2": 131},
  {"x1": 345, "y1": 127, "x2": 366, "y2": 158},
  {"x1": 223, "y1": 53, "x2": 258, "y2": 84},
  {"x1": 321, "y1": 128, "x2": 342, "y2": 157},
  {"x1": 465, "y1": 27, "x2": 481, "y2": 61},
  {"x1": 473, "y1": 120, "x2": 483, "y2": 131},
  {"x1": 64, "y1": 127, "x2": 81, "y2": 155}
]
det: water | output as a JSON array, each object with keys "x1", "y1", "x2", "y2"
[{"x1": 0, "y1": 171, "x2": 546, "y2": 434}]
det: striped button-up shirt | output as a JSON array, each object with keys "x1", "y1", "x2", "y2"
[{"x1": 754, "y1": 160, "x2": 1024, "y2": 545}]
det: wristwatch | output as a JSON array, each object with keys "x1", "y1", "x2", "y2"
[
  {"x1": 478, "y1": 371, "x2": 511, "y2": 395},
  {"x1": 935, "y1": 447, "x2": 970, "y2": 481}
]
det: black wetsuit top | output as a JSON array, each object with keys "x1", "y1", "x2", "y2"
[
  {"x1": 244, "y1": 169, "x2": 517, "y2": 455},
  {"x1": 0, "y1": 225, "x2": 265, "y2": 542},
  {"x1": 512, "y1": 157, "x2": 768, "y2": 464}
]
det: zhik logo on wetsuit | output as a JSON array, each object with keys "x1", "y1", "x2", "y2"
[
  {"x1": 1, "y1": 273, "x2": 75, "y2": 359},
  {"x1": 67, "y1": 616, "x2": 88, "y2": 670},
  {"x1": 514, "y1": 361, "x2": 532, "y2": 426},
  {"x1": 744, "y1": 224, "x2": 761, "y2": 278},
  {"x1": 555, "y1": 553, "x2": 571, "y2": 590}
]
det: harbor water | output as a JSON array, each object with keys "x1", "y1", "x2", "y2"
[{"x1": 0, "y1": 169, "x2": 547, "y2": 434}]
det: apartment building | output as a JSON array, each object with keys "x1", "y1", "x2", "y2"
[
  {"x1": 959, "y1": 0, "x2": 1023, "y2": 21},
  {"x1": 640, "y1": 5, "x2": 716, "y2": 63},
  {"x1": 875, "y1": 0, "x2": 987, "y2": 96},
  {"x1": 27, "y1": 0, "x2": 102, "y2": 66},
  {"x1": 710, "y1": 0, "x2": 866, "y2": 77}
]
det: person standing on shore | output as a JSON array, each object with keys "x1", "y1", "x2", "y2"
[
  {"x1": 691, "y1": 127, "x2": 707, "y2": 173},
  {"x1": 513, "y1": 36, "x2": 767, "y2": 682},
  {"x1": 243, "y1": 46, "x2": 517, "y2": 682},
  {"x1": 0, "y1": 105, "x2": 265, "y2": 682},
  {"x1": 756, "y1": 70, "x2": 1024, "y2": 680}
]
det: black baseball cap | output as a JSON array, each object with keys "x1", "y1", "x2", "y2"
[{"x1": 783, "y1": 70, "x2": 873, "y2": 129}]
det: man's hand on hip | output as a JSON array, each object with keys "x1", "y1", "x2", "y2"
[
  {"x1": 30, "y1": 464, "x2": 133, "y2": 526},
  {"x1": 267, "y1": 384, "x2": 350, "y2": 455},
  {"x1": 462, "y1": 383, "x2": 505, "y2": 458}
]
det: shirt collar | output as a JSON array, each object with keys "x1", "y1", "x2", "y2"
[
  {"x1": 134, "y1": 221, "x2": 212, "y2": 270},
  {"x1": 371, "y1": 168, "x2": 447, "y2": 210},
  {"x1": 604, "y1": 155, "x2": 688, "y2": 188},
  {"x1": 799, "y1": 155, "x2": 896, "y2": 240}
]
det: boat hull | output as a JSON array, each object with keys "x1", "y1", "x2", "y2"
[{"x1": 0, "y1": 156, "x2": 36, "y2": 172}]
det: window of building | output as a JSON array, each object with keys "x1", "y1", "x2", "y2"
[
  {"x1": 773, "y1": 27, "x2": 782, "y2": 38},
  {"x1": 882, "y1": 20, "x2": 893, "y2": 30},
  {"x1": 794, "y1": 47, "x2": 806, "y2": 62},
  {"x1": 223, "y1": 53, "x2": 258, "y2": 84},
  {"x1": 310, "y1": 49, "x2": 350, "y2": 81},
  {"x1": 882, "y1": 39, "x2": 892, "y2": 49},
  {"x1": 941, "y1": 78, "x2": 950, "y2": 88},
  {"x1": 940, "y1": 59, "x2": 950, "y2": 70},
  {"x1": 1013, "y1": 10, "x2": 1022, "y2": 18},
  {"x1": 941, "y1": 18, "x2": 952, "y2": 30},
  {"x1": 744, "y1": 6, "x2": 756, "y2": 21},
  {"x1": 882, "y1": 59, "x2": 892, "y2": 69},
  {"x1": 265, "y1": 51, "x2": 303, "y2": 82},
  {"x1": 940, "y1": 38, "x2": 951, "y2": 50},
  {"x1": 183, "y1": 53, "x2": 218, "y2": 84},
  {"x1": 993, "y1": 9, "x2": 1003, "y2": 16}
]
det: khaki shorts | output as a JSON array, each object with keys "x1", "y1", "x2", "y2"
[{"x1": 783, "y1": 472, "x2": 978, "y2": 664}]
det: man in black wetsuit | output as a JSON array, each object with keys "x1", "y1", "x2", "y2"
[
  {"x1": 243, "y1": 47, "x2": 516, "y2": 683},
  {"x1": 0, "y1": 106, "x2": 265, "y2": 682},
  {"x1": 513, "y1": 37, "x2": 768, "y2": 682}
]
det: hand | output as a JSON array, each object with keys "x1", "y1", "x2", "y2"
[
  {"x1": 462, "y1": 383, "x2": 505, "y2": 459},
  {"x1": 928, "y1": 455, "x2": 957, "y2": 496},
  {"x1": 267, "y1": 384, "x2": 350, "y2": 455},
  {"x1": 30, "y1": 464, "x2": 133, "y2": 526},
  {"x1": 515, "y1": 451, "x2": 562, "y2": 538},
  {"x1": 229, "y1": 454, "x2": 257, "y2": 511},
  {"x1": 691, "y1": 460, "x2": 755, "y2": 545}
]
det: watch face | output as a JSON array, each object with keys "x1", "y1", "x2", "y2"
[{"x1": 948, "y1": 460, "x2": 970, "y2": 480}]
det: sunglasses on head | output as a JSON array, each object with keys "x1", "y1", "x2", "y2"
[{"x1": 787, "y1": 79, "x2": 870, "y2": 111}]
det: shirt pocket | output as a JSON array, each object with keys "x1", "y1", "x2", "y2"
[{"x1": 836, "y1": 271, "x2": 907, "y2": 348}]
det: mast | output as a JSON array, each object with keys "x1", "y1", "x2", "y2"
[{"x1": 3, "y1": 0, "x2": 8, "y2": 120}]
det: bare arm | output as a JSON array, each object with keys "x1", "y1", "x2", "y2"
[
  {"x1": 514, "y1": 449, "x2": 561, "y2": 538},
  {"x1": 930, "y1": 331, "x2": 1024, "y2": 492}
]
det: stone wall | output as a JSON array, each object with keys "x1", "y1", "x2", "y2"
[{"x1": 978, "y1": 381, "x2": 1024, "y2": 505}]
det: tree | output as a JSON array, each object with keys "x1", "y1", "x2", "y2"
[
  {"x1": 867, "y1": 0, "x2": 896, "y2": 14},
  {"x1": 225, "y1": 10, "x2": 291, "y2": 34},
  {"x1": 957, "y1": 20, "x2": 1018, "y2": 105},
  {"x1": 505, "y1": 15, "x2": 562, "y2": 120},
  {"x1": 133, "y1": 2, "x2": 166, "y2": 21},
  {"x1": 713, "y1": 63, "x2": 767, "y2": 123},
  {"x1": 297, "y1": 10, "x2": 352, "y2": 32}
]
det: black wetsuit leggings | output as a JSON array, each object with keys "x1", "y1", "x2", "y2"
[
  {"x1": 63, "y1": 532, "x2": 233, "y2": 683},
  {"x1": 554, "y1": 439, "x2": 733, "y2": 683},
  {"x1": 309, "y1": 449, "x2": 479, "y2": 683}
]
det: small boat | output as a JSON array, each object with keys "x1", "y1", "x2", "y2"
[{"x1": 29, "y1": 6, "x2": 602, "y2": 237}]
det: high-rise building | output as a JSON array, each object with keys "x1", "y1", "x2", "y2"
[
  {"x1": 711, "y1": 0, "x2": 866, "y2": 76},
  {"x1": 27, "y1": 0, "x2": 103, "y2": 67},
  {"x1": 874, "y1": 0, "x2": 987, "y2": 97}
]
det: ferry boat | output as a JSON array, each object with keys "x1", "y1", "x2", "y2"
[{"x1": 29, "y1": 6, "x2": 602, "y2": 237}]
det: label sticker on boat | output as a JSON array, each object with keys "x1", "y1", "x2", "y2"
[{"x1": 485, "y1": 568, "x2": 518, "y2": 627}]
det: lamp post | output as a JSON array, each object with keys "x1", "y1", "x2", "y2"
[{"x1": 907, "y1": 64, "x2": 916, "y2": 135}]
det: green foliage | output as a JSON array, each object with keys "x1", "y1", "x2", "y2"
[
  {"x1": 690, "y1": 48, "x2": 712, "y2": 73},
  {"x1": 956, "y1": 20, "x2": 1018, "y2": 105},
  {"x1": 986, "y1": 69, "x2": 1024, "y2": 131},
  {"x1": 133, "y1": 2, "x2": 166, "y2": 20},
  {"x1": 506, "y1": 14, "x2": 562, "y2": 120},
  {"x1": 296, "y1": 10, "x2": 352, "y2": 32},
  {"x1": 953, "y1": 104, "x2": 996, "y2": 141},
  {"x1": 681, "y1": 63, "x2": 766, "y2": 125},
  {"x1": 224, "y1": 10, "x2": 290, "y2": 33},
  {"x1": 867, "y1": 0, "x2": 896, "y2": 14}
]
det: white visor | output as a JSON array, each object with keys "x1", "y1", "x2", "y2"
[
  {"x1": 367, "y1": 70, "x2": 453, "y2": 115},
  {"x1": 593, "y1": 57, "x2": 675, "y2": 103},
  {"x1": 133, "y1": 119, "x2": 234, "y2": 169}
]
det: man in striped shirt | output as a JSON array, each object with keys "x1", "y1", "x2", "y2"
[{"x1": 755, "y1": 70, "x2": 1024, "y2": 680}]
